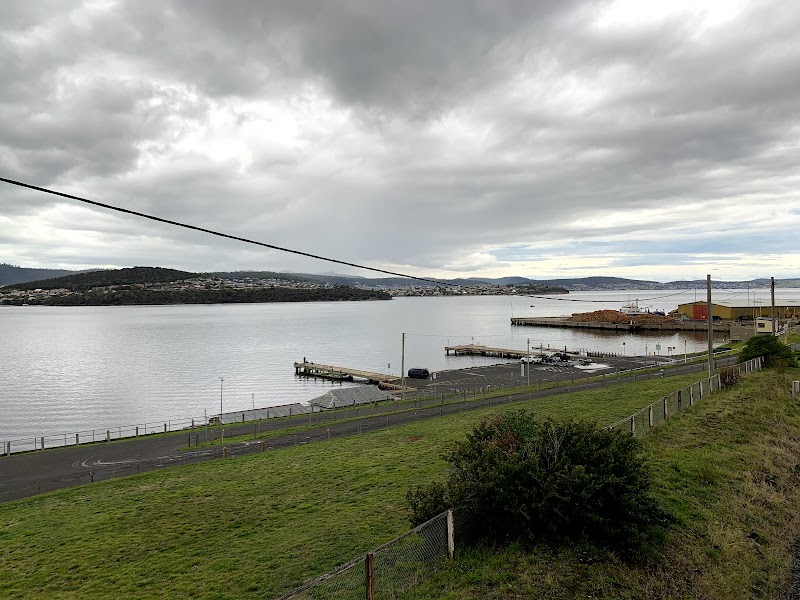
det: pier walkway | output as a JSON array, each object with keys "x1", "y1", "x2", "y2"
[
  {"x1": 293, "y1": 361, "x2": 403, "y2": 389},
  {"x1": 444, "y1": 344, "x2": 537, "y2": 358}
]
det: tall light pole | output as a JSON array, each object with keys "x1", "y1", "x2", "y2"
[
  {"x1": 706, "y1": 274, "x2": 714, "y2": 379},
  {"x1": 219, "y1": 376, "x2": 224, "y2": 446},
  {"x1": 400, "y1": 333, "x2": 405, "y2": 402},
  {"x1": 527, "y1": 338, "x2": 531, "y2": 389}
]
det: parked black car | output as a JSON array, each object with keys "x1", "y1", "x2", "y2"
[{"x1": 407, "y1": 368, "x2": 430, "y2": 379}]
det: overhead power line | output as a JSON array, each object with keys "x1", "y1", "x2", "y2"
[{"x1": 0, "y1": 177, "x2": 455, "y2": 288}]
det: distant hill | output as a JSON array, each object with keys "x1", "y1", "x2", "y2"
[
  {"x1": 6, "y1": 263, "x2": 800, "y2": 292},
  {"x1": 0, "y1": 264, "x2": 73, "y2": 286},
  {"x1": 5, "y1": 267, "x2": 199, "y2": 292}
]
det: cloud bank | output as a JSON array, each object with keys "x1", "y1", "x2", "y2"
[{"x1": 1, "y1": 0, "x2": 798, "y2": 281}]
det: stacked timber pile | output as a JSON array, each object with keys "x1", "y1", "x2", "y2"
[{"x1": 567, "y1": 310, "x2": 674, "y2": 325}]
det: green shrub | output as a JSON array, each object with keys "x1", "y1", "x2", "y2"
[
  {"x1": 407, "y1": 411, "x2": 671, "y2": 554},
  {"x1": 739, "y1": 335, "x2": 798, "y2": 368}
]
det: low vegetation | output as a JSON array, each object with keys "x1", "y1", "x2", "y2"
[
  {"x1": 404, "y1": 368, "x2": 800, "y2": 599},
  {"x1": 739, "y1": 334, "x2": 798, "y2": 368},
  {"x1": 408, "y1": 414, "x2": 671, "y2": 555}
]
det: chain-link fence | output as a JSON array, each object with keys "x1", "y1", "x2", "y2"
[
  {"x1": 274, "y1": 357, "x2": 763, "y2": 600},
  {"x1": 606, "y1": 356, "x2": 762, "y2": 436},
  {"x1": 276, "y1": 505, "x2": 479, "y2": 600}
]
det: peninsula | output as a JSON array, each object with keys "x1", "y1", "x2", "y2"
[{"x1": 0, "y1": 267, "x2": 391, "y2": 306}]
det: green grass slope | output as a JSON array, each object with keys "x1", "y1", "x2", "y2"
[
  {"x1": 0, "y1": 370, "x2": 794, "y2": 599},
  {"x1": 405, "y1": 368, "x2": 800, "y2": 599}
]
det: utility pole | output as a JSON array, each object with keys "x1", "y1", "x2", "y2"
[
  {"x1": 400, "y1": 333, "x2": 405, "y2": 402},
  {"x1": 771, "y1": 276, "x2": 776, "y2": 336},
  {"x1": 527, "y1": 338, "x2": 530, "y2": 388},
  {"x1": 707, "y1": 275, "x2": 713, "y2": 378},
  {"x1": 219, "y1": 376, "x2": 224, "y2": 446}
]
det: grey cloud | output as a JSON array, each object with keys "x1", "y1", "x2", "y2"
[
  {"x1": 1, "y1": 1, "x2": 799, "y2": 279},
  {"x1": 115, "y1": 0, "x2": 590, "y2": 116}
]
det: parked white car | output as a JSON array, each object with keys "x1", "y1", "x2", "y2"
[{"x1": 520, "y1": 355, "x2": 540, "y2": 364}]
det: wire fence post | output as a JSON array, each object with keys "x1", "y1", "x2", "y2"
[
  {"x1": 365, "y1": 552, "x2": 375, "y2": 600},
  {"x1": 447, "y1": 509, "x2": 455, "y2": 560}
]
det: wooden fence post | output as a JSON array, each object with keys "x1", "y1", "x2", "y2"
[
  {"x1": 699, "y1": 381, "x2": 704, "y2": 399},
  {"x1": 648, "y1": 405, "x2": 653, "y2": 429},
  {"x1": 677, "y1": 390, "x2": 682, "y2": 412},
  {"x1": 689, "y1": 385, "x2": 694, "y2": 406},
  {"x1": 365, "y1": 552, "x2": 375, "y2": 600},
  {"x1": 630, "y1": 415, "x2": 635, "y2": 435},
  {"x1": 447, "y1": 509, "x2": 455, "y2": 560},
  {"x1": 663, "y1": 397, "x2": 668, "y2": 420}
]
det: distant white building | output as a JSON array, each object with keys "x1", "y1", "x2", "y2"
[{"x1": 755, "y1": 316, "x2": 774, "y2": 334}]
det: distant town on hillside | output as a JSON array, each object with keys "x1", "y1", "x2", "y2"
[{"x1": 1, "y1": 263, "x2": 799, "y2": 307}]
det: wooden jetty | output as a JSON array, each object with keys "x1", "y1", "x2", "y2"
[
  {"x1": 510, "y1": 316, "x2": 730, "y2": 332},
  {"x1": 293, "y1": 361, "x2": 408, "y2": 391},
  {"x1": 444, "y1": 344, "x2": 539, "y2": 359}
]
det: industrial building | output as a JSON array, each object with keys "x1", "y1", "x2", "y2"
[{"x1": 676, "y1": 301, "x2": 800, "y2": 322}]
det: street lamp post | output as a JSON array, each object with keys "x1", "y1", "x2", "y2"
[{"x1": 527, "y1": 338, "x2": 531, "y2": 389}]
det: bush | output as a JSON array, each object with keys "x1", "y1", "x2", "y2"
[
  {"x1": 407, "y1": 412, "x2": 671, "y2": 554},
  {"x1": 739, "y1": 335, "x2": 798, "y2": 368}
]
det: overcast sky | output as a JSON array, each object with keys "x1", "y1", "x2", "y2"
[{"x1": 1, "y1": 0, "x2": 799, "y2": 282}]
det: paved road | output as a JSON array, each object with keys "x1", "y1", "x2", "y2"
[{"x1": 0, "y1": 355, "x2": 734, "y2": 503}]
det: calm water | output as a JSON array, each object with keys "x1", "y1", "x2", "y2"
[{"x1": 1, "y1": 289, "x2": 794, "y2": 442}]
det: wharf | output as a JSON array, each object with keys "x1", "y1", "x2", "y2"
[
  {"x1": 444, "y1": 344, "x2": 539, "y2": 359},
  {"x1": 511, "y1": 316, "x2": 730, "y2": 332},
  {"x1": 293, "y1": 361, "x2": 407, "y2": 391}
]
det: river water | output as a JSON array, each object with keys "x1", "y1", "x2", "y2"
[{"x1": 1, "y1": 288, "x2": 794, "y2": 443}]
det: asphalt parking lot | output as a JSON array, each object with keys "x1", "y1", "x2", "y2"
[{"x1": 403, "y1": 354, "x2": 672, "y2": 395}]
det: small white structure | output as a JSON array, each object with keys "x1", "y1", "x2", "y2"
[
  {"x1": 755, "y1": 316, "x2": 774, "y2": 334},
  {"x1": 309, "y1": 386, "x2": 396, "y2": 409}
]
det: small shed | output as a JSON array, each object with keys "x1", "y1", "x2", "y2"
[{"x1": 309, "y1": 385, "x2": 396, "y2": 410}]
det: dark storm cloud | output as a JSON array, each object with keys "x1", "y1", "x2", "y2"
[{"x1": 118, "y1": 0, "x2": 590, "y2": 115}]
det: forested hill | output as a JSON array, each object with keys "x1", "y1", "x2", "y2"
[
  {"x1": 6, "y1": 267, "x2": 198, "y2": 291},
  {"x1": 0, "y1": 264, "x2": 73, "y2": 286},
  {"x1": 4, "y1": 286, "x2": 391, "y2": 306}
]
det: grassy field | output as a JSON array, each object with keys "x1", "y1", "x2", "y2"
[
  {"x1": 403, "y1": 367, "x2": 800, "y2": 599},
  {"x1": 0, "y1": 371, "x2": 718, "y2": 599}
]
